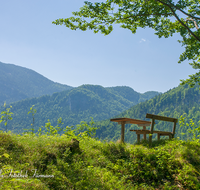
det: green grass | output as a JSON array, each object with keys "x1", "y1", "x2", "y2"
[{"x1": 0, "y1": 132, "x2": 200, "y2": 189}]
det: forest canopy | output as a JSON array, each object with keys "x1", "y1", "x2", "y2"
[{"x1": 53, "y1": 0, "x2": 200, "y2": 87}]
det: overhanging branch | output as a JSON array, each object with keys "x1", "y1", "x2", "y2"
[
  {"x1": 93, "y1": 13, "x2": 172, "y2": 26},
  {"x1": 186, "y1": 18, "x2": 199, "y2": 30},
  {"x1": 156, "y1": 0, "x2": 200, "y2": 42},
  {"x1": 164, "y1": 0, "x2": 200, "y2": 20}
]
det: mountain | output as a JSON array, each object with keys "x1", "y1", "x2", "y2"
[
  {"x1": 95, "y1": 83, "x2": 200, "y2": 143},
  {"x1": 0, "y1": 61, "x2": 73, "y2": 105},
  {"x1": 0, "y1": 84, "x2": 160, "y2": 133},
  {"x1": 106, "y1": 86, "x2": 159, "y2": 104}
]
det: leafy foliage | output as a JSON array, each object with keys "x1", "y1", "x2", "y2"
[
  {"x1": 27, "y1": 105, "x2": 37, "y2": 135},
  {"x1": 0, "y1": 103, "x2": 13, "y2": 133},
  {"x1": 179, "y1": 113, "x2": 200, "y2": 141},
  {"x1": 53, "y1": 0, "x2": 200, "y2": 87},
  {"x1": 0, "y1": 130, "x2": 199, "y2": 189},
  {"x1": 75, "y1": 118, "x2": 97, "y2": 138}
]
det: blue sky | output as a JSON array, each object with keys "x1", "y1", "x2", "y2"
[{"x1": 0, "y1": 0, "x2": 196, "y2": 93}]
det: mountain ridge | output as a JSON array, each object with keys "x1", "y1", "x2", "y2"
[
  {"x1": 0, "y1": 84, "x2": 160, "y2": 133},
  {"x1": 0, "y1": 61, "x2": 73, "y2": 105}
]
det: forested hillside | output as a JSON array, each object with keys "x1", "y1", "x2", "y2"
[
  {"x1": 0, "y1": 84, "x2": 159, "y2": 133},
  {"x1": 0, "y1": 61, "x2": 72, "y2": 104},
  {"x1": 95, "y1": 83, "x2": 200, "y2": 143},
  {"x1": 106, "y1": 86, "x2": 158, "y2": 104}
]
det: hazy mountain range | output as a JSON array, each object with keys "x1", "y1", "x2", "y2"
[
  {"x1": 0, "y1": 61, "x2": 72, "y2": 105},
  {"x1": 0, "y1": 61, "x2": 160, "y2": 133},
  {"x1": 1, "y1": 61, "x2": 200, "y2": 143}
]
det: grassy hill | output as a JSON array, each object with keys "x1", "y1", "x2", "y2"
[
  {"x1": 95, "y1": 83, "x2": 200, "y2": 143},
  {"x1": 0, "y1": 130, "x2": 199, "y2": 189},
  {"x1": 0, "y1": 85, "x2": 160, "y2": 134},
  {"x1": 0, "y1": 61, "x2": 72, "y2": 105}
]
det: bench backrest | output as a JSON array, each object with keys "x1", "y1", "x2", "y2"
[
  {"x1": 146, "y1": 113, "x2": 178, "y2": 137},
  {"x1": 146, "y1": 113, "x2": 178, "y2": 123}
]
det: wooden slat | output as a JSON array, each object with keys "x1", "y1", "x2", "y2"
[
  {"x1": 136, "y1": 131, "x2": 151, "y2": 134},
  {"x1": 146, "y1": 113, "x2": 178, "y2": 123},
  {"x1": 130, "y1": 130, "x2": 172, "y2": 134},
  {"x1": 130, "y1": 130, "x2": 173, "y2": 136},
  {"x1": 137, "y1": 123, "x2": 151, "y2": 127},
  {"x1": 110, "y1": 118, "x2": 151, "y2": 125},
  {"x1": 153, "y1": 131, "x2": 173, "y2": 135},
  {"x1": 118, "y1": 121, "x2": 130, "y2": 125}
]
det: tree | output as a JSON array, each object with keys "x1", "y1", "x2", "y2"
[
  {"x1": 0, "y1": 102, "x2": 13, "y2": 133},
  {"x1": 28, "y1": 105, "x2": 37, "y2": 135},
  {"x1": 53, "y1": 0, "x2": 200, "y2": 87}
]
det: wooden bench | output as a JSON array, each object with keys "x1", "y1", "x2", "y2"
[
  {"x1": 147, "y1": 113, "x2": 178, "y2": 143},
  {"x1": 110, "y1": 118, "x2": 151, "y2": 143},
  {"x1": 130, "y1": 123, "x2": 152, "y2": 143},
  {"x1": 130, "y1": 113, "x2": 178, "y2": 144}
]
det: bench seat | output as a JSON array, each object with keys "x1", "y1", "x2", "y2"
[{"x1": 130, "y1": 129, "x2": 173, "y2": 142}]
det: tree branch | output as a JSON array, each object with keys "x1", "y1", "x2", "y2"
[
  {"x1": 164, "y1": 0, "x2": 200, "y2": 20},
  {"x1": 109, "y1": 12, "x2": 171, "y2": 17},
  {"x1": 97, "y1": 13, "x2": 171, "y2": 26},
  {"x1": 156, "y1": 0, "x2": 200, "y2": 42},
  {"x1": 186, "y1": 18, "x2": 199, "y2": 30}
]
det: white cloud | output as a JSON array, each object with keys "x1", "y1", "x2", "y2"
[{"x1": 139, "y1": 38, "x2": 146, "y2": 43}]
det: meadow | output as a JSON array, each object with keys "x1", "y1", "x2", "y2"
[{"x1": 0, "y1": 121, "x2": 199, "y2": 190}]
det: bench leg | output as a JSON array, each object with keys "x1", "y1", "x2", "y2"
[
  {"x1": 137, "y1": 134, "x2": 140, "y2": 143},
  {"x1": 143, "y1": 126, "x2": 146, "y2": 140},
  {"x1": 143, "y1": 134, "x2": 146, "y2": 140},
  {"x1": 149, "y1": 134, "x2": 152, "y2": 145},
  {"x1": 157, "y1": 134, "x2": 172, "y2": 140}
]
